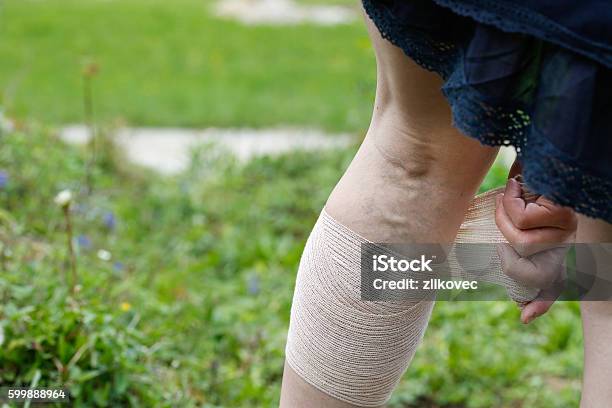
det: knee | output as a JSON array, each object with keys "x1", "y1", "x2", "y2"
[
  {"x1": 367, "y1": 112, "x2": 437, "y2": 179},
  {"x1": 366, "y1": 91, "x2": 494, "y2": 185}
]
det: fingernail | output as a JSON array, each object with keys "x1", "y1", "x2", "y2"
[{"x1": 524, "y1": 311, "x2": 537, "y2": 324}]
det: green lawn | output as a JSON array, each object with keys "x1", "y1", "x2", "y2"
[
  {"x1": 0, "y1": 129, "x2": 582, "y2": 407},
  {"x1": 0, "y1": 0, "x2": 374, "y2": 132}
]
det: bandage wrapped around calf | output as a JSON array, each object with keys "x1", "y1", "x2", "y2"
[{"x1": 285, "y1": 187, "x2": 536, "y2": 406}]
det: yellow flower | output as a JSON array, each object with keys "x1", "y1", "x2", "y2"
[{"x1": 120, "y1": 302, "x2": 131, "y2": 312}]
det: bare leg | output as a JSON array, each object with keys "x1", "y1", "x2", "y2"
[
  {"x1": 578, "y1": 216, "x2": 612, "y2": 407},
  {"x1": 280, "y1": 12, "x2": 499, "y2": 407}
]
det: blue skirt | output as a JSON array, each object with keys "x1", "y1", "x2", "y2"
[{"x1": 362, "y1": 0, "x2": 612, "y2": 222}]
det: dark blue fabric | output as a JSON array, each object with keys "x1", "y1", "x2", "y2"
[
  {"x1": 433, "y1": 0, "x2": 612, "y2": 68},
  {"x1": 362, "y1": 0, "x2": 612, "y2": 222},
  {"x1": 508, "y1": 0, "x2": 612, "y2": 45}
]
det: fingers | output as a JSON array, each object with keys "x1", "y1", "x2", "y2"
[
  {"x1": 520, "y1": 279, "x2": 566, "y2": 324},
  {"x1": 502, "y1": 178, "x2": 577, "y2": 230},
  {"x1": 497, "y1": 244, "x2": 568, "y2": 289},
  {"x1": 520, "y1": 296, "x2": 555, "y2": 324},
  {"x1": 497, "y1": 243, "x2": 567, "y2": 324},
  {"x1": 495, "y1": 194, "x2": 574, "y2": 257}
]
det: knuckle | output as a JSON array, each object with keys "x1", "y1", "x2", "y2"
[
  {"x1": 513, "y1": 213, "x2": 530, "y2": 229},
  {"x1": 502, "y1": 259, "x2": 524, "y2": 281},
  {"x1": 519, "y1": 231, "x2": 540, "y2": 245},
  {"x1": 512, "y1": 238, "x2": 534, "y2": 255}
]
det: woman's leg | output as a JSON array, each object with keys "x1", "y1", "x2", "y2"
[
  {"x1": 578, "y1": 216, "x2": 612, "y2": 407},
  {"x1": 280, "y1": 13, "x2": 499, "y2": 407}
]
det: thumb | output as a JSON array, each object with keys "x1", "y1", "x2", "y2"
[{"x1": 520, "y1": 282, "x2": 563, "y2": 324}]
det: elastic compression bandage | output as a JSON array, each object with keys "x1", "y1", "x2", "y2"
[{"x1": 285, "y1": 187, "x2": 536, "y2": 406}]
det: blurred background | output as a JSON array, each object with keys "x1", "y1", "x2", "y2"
[{"x1": 0, "y1": 0, "x2": 582, "y2": 406}]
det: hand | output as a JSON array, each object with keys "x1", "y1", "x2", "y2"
[{"x1": 495, "y1": 175, "x2": 577, "y2": 324}]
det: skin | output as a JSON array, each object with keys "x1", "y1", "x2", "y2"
[
  {"x1": 280, "y1": 8, "x2": 612, "y2": 408},
  {"x1": 576, "y1": 217, "x2": 612, "y2": 407}
]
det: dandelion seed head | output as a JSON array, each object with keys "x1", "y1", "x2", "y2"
[
  {"x1": 97, "y1": 249, "x2": 112, "y2": 261},
  {"x1": 54, "y1": 189, "x2": 73, "y2": 207}
]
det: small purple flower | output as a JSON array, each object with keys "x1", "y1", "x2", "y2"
[
  {"x1": 102, "y1": 211, "x2": 116, "y2": 231},
  {"x1": 71, "y1": 203, "x2": 85, "y2": 214},
  {"x1": 247, "y1": 275, "x2": 260, "y2": 296},
  {"x1": 113, "y1": 261, "x2": 124, "y2": 272},
  {"x1": 76, "y1": 234, "x2": 92, "y2": 250},
  {"x1": 0, "y1": 170, "x2": 8, "y2": 189}
]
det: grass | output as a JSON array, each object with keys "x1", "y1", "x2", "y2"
[
  {"x1": 0, "y1": 0, "x2": 374, "y2": 132},
  {"x1": 0, "y1": 128, "x2": 583, "y2": 407}
]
